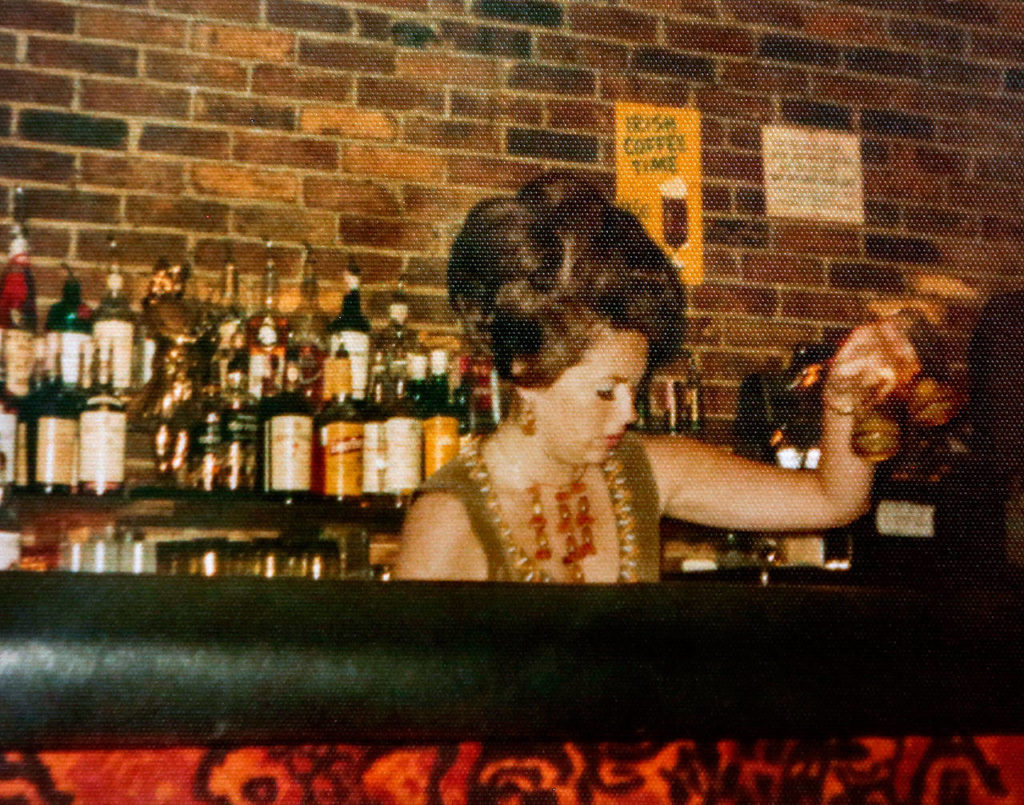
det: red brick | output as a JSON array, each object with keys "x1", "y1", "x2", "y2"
[
  {"x1": 804, "y1": 8, "x2": 887, "y2": 46},
  {"x1": 0, "y1": 34, "x2": 14, "y2": 64},
  {"x1": 566, "y1": 5, "x2": 657, "y2": 44},
  {"x1": 700, "y1": 349, "x2": 785, "y2": 383},
  {"x1": 913, "y1": 146, "x2": 964, "y2": 177},
  {"x1": 80, "y1": 155, "x2": 186, "y2": 195},
  {"x1": 303, "y1": 177, "x2": 401, "y2": 216},
  {"x1": 81, "y1": 79, "x2": 190, "y2": 118},
  {"x1": 691, "y1": 283, "x2": 778, "y2": 317},
  {"x1": 773, "y1": 223, "x2": 861, "y2": 258},
  {"x1": 300, "y1": 106, "x2": 397, "y2": 140},
  {"x1": 404, "y1": 256, "x2": 447, "y2": 289},
  {"x1": 695, "y1": 88, "x2": 774, "y2": 123},
  {"x1": 402, "y1": 116, "x2": 500, "y2": 153},
  {"x1": 233, "y1": 205, "x2": 336, "y2": 244},
  {"x1": 0, "y1": 1, "x2": 75, "y2": 34},
  {"x1": 598, "y1": 74, "x2": 689, "y2": 108},
  {"x1": 809, "y1": 73, "x2": 892, "y2": 108},
  {"x1": 626, "y1": 0, "x2": 715, "y2": 15},
  {"x1": 970, "y1": 30, "x2": 1024, "y2": 63},
  {"x1": 153, "y1": 0, "x2": 259, "y2": 22},
  {"x1": 395, "y1": 51, "x2": 500, "y2": 90},
  {"x1": 335, "y1": 251, "x2": 402, "y2": 286},
  {"x1": 28, "y1": 37, "x2": 138, "y2": 77},
  {"x1": 450, "y1": 91, "x2": 544, "y2": 125},
  {"x1": 402, "y1": 185, "x2": 485, "y2": 222},
  {"x1": 233, "y1": 132, "x2": 338, "y2": 170},
  {"x1": 716, "y1": 317, "x2": 818, "y2": 348},
  {"x1": 6, "y1": 225, "x2": 70, "y2": 261},
  {"x1": 780, "y1": 290, "x2": 867, "y2": 324},
  {"x1": 720, "y1": 60, "x2": 808, "y2": 95},
  {"x1": 0, "y1": 146, "x2": 74, "y2": 184},
  {"x1": 366, "y1": 289, "x2": 455, "y2": 327},
  {"x1": 905, "y1": 206, "x2": 976, "y2": 239},
  {"x1": 138, "y1": 125, "x2": 230, "y2": 159},
  {"x1": 357, "y1": 77, "x2": 445, "y2": 113},
  {"x1": 546, "y1": 100, "x2": 614, "y2": 133},
  {"x1": 701, "y1": 247, "x2": 741, "y2": 280},
  {"x1": 145, "y1": 51, "x2": 247, "y2": 91},
  {"x1": 22, "y1": 188, "x2": 120, "y2": 224},
  {"x1": 338, "y1": 216, "x2": 440, "y2": 252},
  {"x1": 951, "y1": 181, "x2": 1024, "y2": 217},
  {"x1": 703, "y1": 149, "x2": 763, "y2": 183},
  {"x1": 535, "y1": 35, "x2": 630, "y2": 71},
  {"x1": 252, "y1": 65, "x2": 352, "y2": 103},
  {"x1": 78, "y1": 8, "x2": 187, "y2": 48},
  {"x1": 195, "y1": 92, "x2": 295, "y2": 130},
  {"x1": 0, "y1": 68, "x2": 69, "y2": 106},
  {"x1": 267, "y1": 0, "x2": 352, "y2": 34},
  {"x1": 665, "y1": 22, "x2": 754, "y2": 56},
  {"x1": 299, "y1": 39, "x2": 395, "y2": 74},
  {"x1": 343, "y1": 144, "x2": 444, "y2": 183},
  {"x1": 192, "y1": 164, "x2": 300, "y2": 203},
  {"x1": 721, "y1": 0, "x2": 804, "y2": 29},
  {"x1": 727, "y1": 123, "x2": 761, "y2": 151},
  {"x1": 508, "y1": 63, "x2": 595, "y2": 97},
  {"x1": 193, "y1": 24, "x2": 294, "y2": 62},
  {"x1": 741, "y1": 253, "x2": 825, "y2": 287},
  {"x1": 445, "y1": 154, "x2": 546, "y2": 191},
  {"x1": 126, "y1": 195, "x2": 230, "y2": 232},
  {"x1": 701, "y1": 184, "x2": 732, "y2": 214},
  {"x1": 78, "y1": 229, "x2": 189, "y2": 265}
]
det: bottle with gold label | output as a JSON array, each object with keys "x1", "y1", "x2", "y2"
[
  {"x1": 78, "y1": 346, "x2": 126, "y2": 496},
  {"x1": 261, "y1": 347, "x2": 313, "y2": 501},
  {"x1": 315, "y1": 363, "x2": 364, "y2": 501},
  {"x1": 327, "y1": 258, "x2": 372, "y2": 402},
  {"x1": 321, "y1": 341, "x2": 352, "y2": 404},
  {"x1": 385, "y1": 371, "x2": 422, "y2": 498},
  {"x1": 423, "y1": 349, "x2": 459, "y2": 477}
]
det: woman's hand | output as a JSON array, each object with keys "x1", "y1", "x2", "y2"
[{"x1": 823, "y1": 317, "x2": 920, "y2": 416}]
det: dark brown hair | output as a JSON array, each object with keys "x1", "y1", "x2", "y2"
[{"x1": 448, "y1": 171, "x2": 686, "y2": 386}]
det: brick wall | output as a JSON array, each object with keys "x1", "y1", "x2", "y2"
[{"x1": 2, "y1": 0, "x2": 1024, "y2": 442}]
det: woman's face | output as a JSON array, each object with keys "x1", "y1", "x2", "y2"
[{"x1": 523, "y1": 328, "x2": 648, "y2": 466}]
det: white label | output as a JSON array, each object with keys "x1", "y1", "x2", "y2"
[
  {"x1": 257, "y1": 317, "x2": 277, "y2": 347},
  {"x1": 362, "y1": 422, "x2": 387, "y2": 494},
  {"x1": 385, "y1": 416, "x2": 422, "y2": 493},
  {"x1": 2, "y1": 328, "x2": 34, "y2": 397},
  {"x1": 93, "y1": 320, "x2": 134, "y2": 390},
  {"x1": 59, "y1": 332, "x2": 90, "y2": 386},
  {"x1": 266, "y1": 415, "x2": 312, "y2": 492},
  {"x1": 36, "y1": 417, "x2": 76, "y2": 486},
  {"x1": 143, "y1": 339, "x2": 156, "y2": 385},
  {"x1": 0, "y1": 411, "x2": 15, "y2": 485},
  {"x1": 79, "y1": 409, "x2": 126, "y2": 489},
  {"x1": 876, "y1": 500, "x2": 935, "y2": 538},
  {"x1": 342, "y1": 330, "x2": 371, "y2": 399},
  {"x1": 249, "y1": 352, "x2": 269, "y2": 398}
]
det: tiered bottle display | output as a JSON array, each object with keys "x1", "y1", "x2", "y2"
[{"x1": 0, "y1": 235, "x2": 502, "y2": 502}]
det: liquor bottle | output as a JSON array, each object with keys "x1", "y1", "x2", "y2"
[
  {"x1": 1, "y1": 199, "x2": 37, "y2": 399},
  {"x1": 46, "y1": 264, "x2": 92, "y2": 388},
  {"x1": 192, "y1": 392, "x2": 222, "y2": 493},
  {"x1": 385, "y1": 371, "x2": 422, "y2": 498},
  {"x1": 0, "y1": 337, "x2": 18, "y2": 487},
  {"x1": 451, "y1": 355, "x2": 476, "y2": 453},
  {"x1": 212, "y1": 242, "x2": 243, "y2": 391},
  {"x1": 15, "y1": 338, "x2": 44, "y2": 488},
  {"x1": 681, "y1": 351, "x2": 704, "y2": 435},
  {"x1": 246, "y1": 239, "x2": 288, "y2": 400},
  {"x1": 262, "y1": 347, "x2": 313, "y2": 501},
  {"x1": 361, "y1": 352, "x2": 391, "y2": 499},
  {"x1": 289, "y1": 243, "x2": 327, "y2": 405},
  {"x1": 92, "y1": 234, "x2": 134, "y2": 393},
  {"x1": 422, "y1": 349, "x2": 459, "y2": 477},
  {"x1": 78, "y1": 346, "x2": 126, "y2": 496},
  {"x1": 377, "y1": 275, "x2": 417, "y2": 380},
  {"x1": 327, "y1": 258, "x2": 372, "y2": 402},
  {"x1": 0, "y1": 459, "x2": 20, "y2": 570},
  {"x1": 33, "y1": 340, "x2": 80, "y2": 494},
  {"x1": 407, "y1": 352, "x2": 429, "y2": 414},
  {"x1": 316, "y1": 361, "x2": 364, "y2": 501},
  {"x1": 217, "y1": 351, "x2": 259, "y2": 493}
]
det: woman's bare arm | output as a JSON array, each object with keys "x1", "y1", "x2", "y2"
[{"x1": 392, "y1": 492, "x2": 490, "y2": 580}]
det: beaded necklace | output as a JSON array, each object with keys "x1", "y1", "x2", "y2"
[{"x1": 464, "y1": 438, "x2": 640, "y2": 583}]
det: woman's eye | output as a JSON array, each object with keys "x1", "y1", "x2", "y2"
[{"x1": 597, "y1": 386, "x2": 615, "y2": 401}]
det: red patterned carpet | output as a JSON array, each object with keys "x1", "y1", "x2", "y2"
[{"x1": 2, "y1": 737, "x2": 1023, "y2": 804}]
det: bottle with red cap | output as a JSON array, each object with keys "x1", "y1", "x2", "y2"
[{"x1": 1, "y1": 189, "x2": 38, "y2": 399}]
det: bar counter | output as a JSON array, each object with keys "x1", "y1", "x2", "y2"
[{"x1": 2, "y1": 567, "x2": 1023, "y2": 749}]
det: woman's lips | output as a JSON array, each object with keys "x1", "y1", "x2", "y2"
[{"x1": 605, "y1": 433, "x2": 623, "y2": 449}]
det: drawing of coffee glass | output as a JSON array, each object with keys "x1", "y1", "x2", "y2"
[{"x1": 660, "y1": 177, "x2": 689, "y2": 251}]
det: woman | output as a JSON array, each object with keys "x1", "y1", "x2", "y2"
[{"x1": 395, "y1": 173, "x2": 917, "y2": 583}]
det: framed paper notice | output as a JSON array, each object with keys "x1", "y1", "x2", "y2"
[
  {"x1": 762, "y1": 125, "x2": 863, "y2": 225},
  {"x1": 615, "y1": 103, "x2": 703, "y2": 285}
]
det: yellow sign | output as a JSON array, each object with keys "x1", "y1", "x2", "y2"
[{"x1": 615, "y1": 103, "x2": 702, "y2": 285}]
